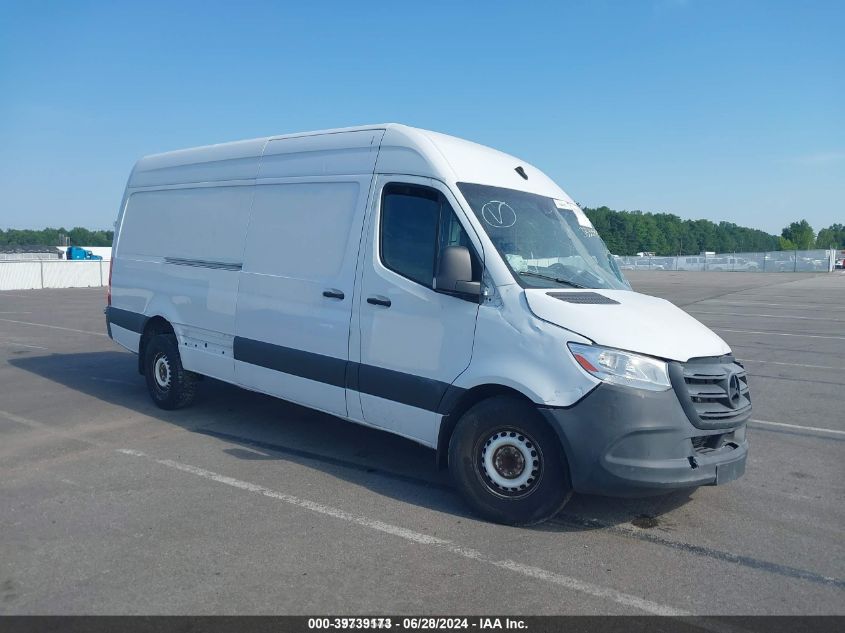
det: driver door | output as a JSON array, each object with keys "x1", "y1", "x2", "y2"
[{"x1": 352, "y1": 176, "x2": 483, "y2": 447}]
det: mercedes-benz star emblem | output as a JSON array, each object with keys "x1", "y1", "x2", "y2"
[
  {"x1": 727, "y1": 373, "x2": 742, "y2": 408},
  {"x1": 481, "y1": 201, "x2": 517, "y2": 228}
]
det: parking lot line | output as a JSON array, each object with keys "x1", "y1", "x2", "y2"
[
  {"x1": 0, "y1": 317, "x2": 107, "y2": 336},
  {"x1": 90, "y1": 376, "x2": 137, "y2": 386},
  {"x1": 749, "y1": 419, "x2": 845, "y2": 437},
  {"x1": 703, "y1": 301, "x2": 845, "y2": 310},
  {"x1": 689, "y1": 310, "x2": 845, "y2": 322},
  {"x1": 553, "y1": 515, "x2": 845, "y2": 589},
  {"x1": 713, "y1": 328, "x2": 845, "y2": 341},
  {"x1": 115, "y1": 447, "x2": 689, "y2": 616},
  {"x1": 739, "y1": 358, "x2": 840, "y2": 371},
  {"x1": 0, "y1": 339, "x2": 48, "y2": 350}
]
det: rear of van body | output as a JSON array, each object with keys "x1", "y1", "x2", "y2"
[{"x1": 107, "y1": 124, "x2": 750, "y2": 525}]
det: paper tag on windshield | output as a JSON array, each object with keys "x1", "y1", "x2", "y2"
[{"x1": 554, "y1": 199, "x2": 593, "y2": 229}]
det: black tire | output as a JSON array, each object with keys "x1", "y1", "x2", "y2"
[
  {"x1": 448, "y1": 396, "x2": 572, "y2": 526},
  {"x1": 143, "y1": 333, "x2": 198, "y2": 410}
]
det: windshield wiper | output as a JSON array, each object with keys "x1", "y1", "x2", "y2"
[{"x1": 518, "y1": 271, "x2": 587, "y2": 289}]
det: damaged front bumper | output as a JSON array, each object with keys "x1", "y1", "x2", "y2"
[{"x1": 539, "y1": 382, "x2": 748, "y2": 497}]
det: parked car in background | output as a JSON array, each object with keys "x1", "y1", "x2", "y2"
[
  {"x1": 764, "y1": 255, "x2": 794, "y2": 272},
  {"x1": 629, "y1": 259, "x2": 665, "y2": 270},
  {"x1": 676, "y1": 256, "x2": 707, "y2": 271},
  {"x1": 708, "y1": 257, "x2": 759, "y2": 272},
  {"x1": 616, "y1": 255, "x2": 665, "y2": 270}
]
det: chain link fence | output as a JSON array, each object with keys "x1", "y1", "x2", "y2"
[{"x1": 614, "y1": 249, "x2": 836, "y2": 273}]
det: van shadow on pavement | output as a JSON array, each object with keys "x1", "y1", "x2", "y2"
[{"x1": 10, "y1": 350, "x2": 694, "y2": 531}]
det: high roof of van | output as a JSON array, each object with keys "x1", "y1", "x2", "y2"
[{"x1": 127, "y1": 124, "x2": 571, "y2": 202}]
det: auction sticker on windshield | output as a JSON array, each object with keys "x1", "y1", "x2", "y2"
[{"x1": 553, "y1": 198, "x2": 593, "y2": 228}]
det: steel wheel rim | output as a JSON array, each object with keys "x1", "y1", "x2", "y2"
[
  {"x1": 478, "y1": 429, "x2": 542, "y2": 498},
  {"x1": 153, "y1": 353, "x2": 171, "y2": 390}
]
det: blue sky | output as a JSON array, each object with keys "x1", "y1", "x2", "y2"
[{"x1": 0, "y1": 0, "x2": 842, "y2": 234}]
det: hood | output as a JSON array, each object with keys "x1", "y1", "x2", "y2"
[{"x1": 524, "y1": 289, "x2": 731, "y2": 362}]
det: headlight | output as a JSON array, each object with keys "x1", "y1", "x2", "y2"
[{"x1": 567, "y1": 342, "x2": 671, "y2": 392}]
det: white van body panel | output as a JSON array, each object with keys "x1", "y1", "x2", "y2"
[
  {"x1": 234, "y1": 178, "x2": 372, "y2": 417},
  {"x1": 110, "y1": 323, "x2": 140, "y2": 354},
  {"x1": 453, "y1": 284, "x2": 600, "y2": 406},
  {"x1": 113, "y1": 183, "x2": 255, "y2": 379},
  {"x1": 524, "y1": 289, "x2": 731, "y2": 362},
  {"x1": 259, "y1": 129, "x2": 383, "y2": 179},
  {"x1": 130, "y1": 138, "x2": 265, "y2": 188},
  {"x1": 232, "y1": 129, "x2": 384, "y2": 417}
]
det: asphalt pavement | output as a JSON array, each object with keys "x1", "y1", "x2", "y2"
[{"x1": 1, "y1": 271, "x2": 843, "y2": 615}]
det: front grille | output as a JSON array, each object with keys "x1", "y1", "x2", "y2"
[
  {"x1": 691, "y1": 435, "x2": 711, "y2": 450},
  {"x1": 671, "y1": 355, "x2": 752, "y2": 429}
]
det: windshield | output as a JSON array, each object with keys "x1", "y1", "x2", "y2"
[{"x1": 457, "y1": 183, "x2": 630, "y2": 290}]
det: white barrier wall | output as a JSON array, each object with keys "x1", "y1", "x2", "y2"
[
  {"x1": 42, "y1": 261, "x2": 103, "y2": 288},
  {"x1": 0, "y1": 262, "x2": 43, "y2": 290},
  {"x1": 0, "y1": 260, "x2": 109, "y2": 291}
]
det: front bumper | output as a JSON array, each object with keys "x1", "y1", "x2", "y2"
[{"x1": 538, "y1": 383, "x2": 748, "y2": 497}]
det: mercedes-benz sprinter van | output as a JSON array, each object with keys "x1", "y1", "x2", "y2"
[{"x1": 106, "y1": 124, "x2": 750, "y2": 525}]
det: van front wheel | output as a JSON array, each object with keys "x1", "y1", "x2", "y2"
[
  {"x1": 448, "y1": 396, "x2": 572, "y2": 526},
  {"x1": 144, "y1": 333, "x2": 198, "y2": 410}
]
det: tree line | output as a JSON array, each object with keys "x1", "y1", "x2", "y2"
[
  {"x1": 0, "y1": 227, "x2": 114, "y2": 248},
  {"x1": 581, "y1": 207, "x2": 844, "y2": 256},
  {"x1": 1, "y1": 216, "x2": 842, "y2": 256}
]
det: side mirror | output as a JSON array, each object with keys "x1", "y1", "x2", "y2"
[{"x1": 435, "y1": 246, "x2": 481, "y2": 300}]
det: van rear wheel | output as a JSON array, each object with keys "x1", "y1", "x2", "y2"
[
  {"x1": 144, "y1": 333, "x2": 198, "y2": 410},
  {"x1": 448, "y1": 396, "x2": 572, "y2": 526}
]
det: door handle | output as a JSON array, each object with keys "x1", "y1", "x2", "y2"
[
  {"x1": 366, "y1": 295, "x2": 391, "y2": 307},
  {"x1": 322, "y1": 289, "x2": 345, "y2": 300}
]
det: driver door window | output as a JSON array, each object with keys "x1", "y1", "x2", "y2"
[{"x1": 379, "y1": 183, "x2": 480, "y2": 289}]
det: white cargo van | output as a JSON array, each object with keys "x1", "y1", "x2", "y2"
[{"x1": 107, "y1": 124, "x2": 750, "y2": 525}]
